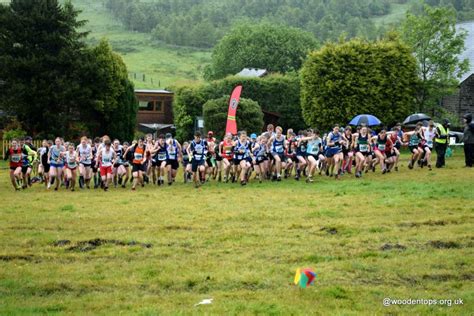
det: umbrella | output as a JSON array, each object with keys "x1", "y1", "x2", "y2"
[
  {"x1": 403, "y1": 113, "x2": 431, "y2": 125},
  {"x1": 404, "y1": 120, "x2": 429, "y2": 129},
  {"x1": 349, "y1": 114, "x2": 381, "y2": 126}
]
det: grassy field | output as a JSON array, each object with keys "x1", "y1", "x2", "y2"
[
  {"x1": 70, "y1": 0, "x2": 211, "y2": 89},
  {"x1": 0, "y1": 151, "x2": 472, "y2": 315},
  {"x1": 371, "y1": 0, "x2": 418, "y2": 27}
]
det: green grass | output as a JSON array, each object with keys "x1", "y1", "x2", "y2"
[
  {"x1": 371, "y1": 0, "x2": 418, "y2": 27},
  {"x1": 71, "y1": 0, "x2": 211, "y2": 89},
  {"x1": 0, "y1": 152, "x2": 473, "y2": 314}
]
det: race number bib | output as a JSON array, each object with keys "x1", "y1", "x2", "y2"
[{"x1": 359, "y1": 144, "x2": 368, "y2": 152}]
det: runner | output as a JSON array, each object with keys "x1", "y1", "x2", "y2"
[
  {"x1": 151, "y1": 135, "x2": 168, "y2": 186},
  {"x1": 4, "y1": 139, "x2": 23, "y2": 190},
  {"x1": 112, "y1": 139, "x2": 127, "y2": 188},
  {"x1": 233, "y1": 131, "x2": 252, "y2": 185},
  {"x1": 326, "y1": 125, "x2": 344, "y2": 179},
  {"x1": 295, "y1": 130, "x2": 308, "y2": 181},
  {"x1": 405, "y1": 122, "x2": 425, "y2": 169},
  {"x1": 371, "y1": 127, "x2": 393, "y2": 174},
  {"x1": 342, "y1": 126, "x2": 354, "y2": 174},
  {"x1": 165, "y1": 133, "x2": 182, "y2": 185},
  {"x1": 219, "y1": 133, "x2": 234, "y2": 183},
  {"x1": 389, "y1": 126, "x2": 402, "y2": 172},
  {"x1": 302, "y1": 129, "x2": 324, "y2": 183},
  {"x1": 187, "y1": 131, "x2": 208, "y2": 188},
  {"x1": 91, "y1": 137, "x2": 101, "y2": 189},
  {"x1": 268, "y1": 126, "x2": 287, "y2": 181},
  {"x1": 420, "y1": 120, "x2": 436, "y2": 170},
  {"x1": 284, "y1": 132, "x2": 298, "y2": 179},
  {"x1": 77, "y1": 136, "x2": 93, "y2": 189},
  {"x1": 62, "y1": 143, "x2": 79, "y2": 191},
  {"x1": 96, "y1": 139, "x2": 116, "y2": 191},
  {"x1": 48, "y1": 137, "x2": 65, "y2": 191},
  {"x1": 252, "y1": 135, "x2": 268, "y2": 183},
  {"x1": 127, "y1": 138, "x2": 147, "y2": 190},
  {"x1": 354, "y1": 126, "x2": 371, "y2": 178},
  {"x1": 19, "y1": 138, "x2": 37, "y2": 189},
  {"x1": 181, "y1": 141, "x2": 192, "y2": 183},
  {"x1": 37, "y1": 140, "x2": 51, "y2": 187}
]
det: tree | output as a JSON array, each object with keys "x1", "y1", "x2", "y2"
[
  {"x1": 0, "y1": 0, "x2": 89, "y2": 138},
  {"x1": 89, "y1": 39, "x2": 138, "y2": 140},
  {"x1": 301, "y1": 37, "x2": 419, "y2": 131},
  {"x1": 0, "y1": 0, "x2": 137, "y2": 140},
  {"x1": 203, "y1": 97, "x2": 264, "y2": 138},
  {"x1": 401, "y1": 5, "x2": 469, "y2": 113},
  {"x1": 204, "y1": 22, "x2": 318, "y2": 80}
]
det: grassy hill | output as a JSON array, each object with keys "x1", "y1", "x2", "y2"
[
  {"x1": 0, "y1": 0, "x2": 460, "y2": 90},
  {"x1": 71, "y1": 0, "x2": 211, "y2": 89}
]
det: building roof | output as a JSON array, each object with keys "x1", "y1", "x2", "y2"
[
  {"x1": 235, "y1": 68, "x2": 268, "y2": 78},
  {"x1": 139, "y1": 123, "x2": 175, "y2": 131},
  {"x1": 458, "y1": 21, "x2": 474, "y2": 83},
  {"x1": 135, "y1": 89, "x2": 173, "y2": 94}
]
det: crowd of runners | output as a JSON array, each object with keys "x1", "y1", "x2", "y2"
[{"x1": 4, "y1": 120, "x2": 455, "y2": 190}]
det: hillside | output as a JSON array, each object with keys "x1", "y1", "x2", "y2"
[
  {"x1": 71, "y1": 0, "x2": 211, "y2": 89},
  {"x1": 2, "y1": 0, "x2": 470, "y2": 89}
]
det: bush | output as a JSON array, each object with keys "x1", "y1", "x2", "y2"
[
  {"x1": 203, "y1": 97, "x2": 264, "y2": 139},
  {"x1": 3, "y1": 128, "x2": 26, "y2": 141},
  {"x1": 173, "y1": 85, "x2": 207, "y2": 142},
  {"x1": 172, "y1": 73, "x2": 304, "y2": 141},
  {"x1": 301, "y1": 37, "x2": 419, "y2": 131}
]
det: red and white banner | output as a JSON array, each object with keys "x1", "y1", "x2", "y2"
[{"x1": 225, "y1": 85, "x2": 242, "y2": 135}]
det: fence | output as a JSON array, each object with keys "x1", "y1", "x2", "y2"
[
  {"x1": 1, "y1": 139, "x2": 42, "y2": 159},
  {"x1": 128, "y1": 72, "x2": 161, "y2": 87}
]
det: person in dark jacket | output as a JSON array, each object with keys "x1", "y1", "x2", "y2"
[{"x1": 462, "y1": 113, "x2": 474, "y2": 167}]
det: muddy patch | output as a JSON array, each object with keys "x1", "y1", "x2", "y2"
[
  {"x1": 0, "y1": 254, "x2": 38, "y2": 262},
  {"x1": 380, "y1": 243, "x2": 407, "y2": 251},
  {"x1": 320, "y1": 227, "x2": 338, "y2": 235},
  {"x1": 427, "y1": 240, "x2": 461, "y2": 249},
  {"x1": 399, "y1": 219, "x2": 459, "y2": 228},
  {"x1": 52, "y1": 239, "x2": 152, "y2": 252}
]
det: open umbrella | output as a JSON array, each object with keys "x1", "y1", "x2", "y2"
[
  {"x1": 403, "y1": 113, "x2": 431, "y2": 125},
  {"x1": 349, "y1": 114, "x2": 381, "y2": 126},
  {"x1": 404, "y1": 120, "x2": 429, "y2": 129}
]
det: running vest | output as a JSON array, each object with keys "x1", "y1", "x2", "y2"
[
  {"x1": 50, "y1": 145, "x2": 64, "y2": 162},
  {"x1": 9, "y1": 147, "x2": 22, "y2": 168},
  {"x1": 424, "y1": 128, "x2": 436, "y2": 148},
  {"x1": 409, "y1": 133, "x2": 420, "y2": 147},
  {"x1": 155, "y1": 143, "x2": 167, "y2": 161},
  {"x1": 114, "y1": 146, "x2": 124, "y2": 164},
  {"x1": 65, "y1": 152, "x2": 77, "y2": 169},
  {"x1": 221, "y1": 140, "x2": 233, "y2": 159},
  {"x1": 254, "y1": 143, "x2": 267, "y2": 160},
  {"x1": 78, "y1": 144, "x2": 92, "y2": 164},
  {"x1": 286, "y1": 139, "x2": 297, "y2": 157},
  {"x1": 377, "y1": 136, "x2": 387, "y2": 151},
  {"x1": 328, "y1": 132, "x2": 342, "y2": 148},
  {"x1": 272, "y1": 137, "x2": 285, "y2": 154},
  {"x1": 357, "y1": 135, "x2": 369, "y2": 152},
  {"x1": 297, "y1": 139, "x2": 307, "y2": 155},
  {"x1": 133, "y1": 146, "x2": 145, "y2": 164},
  {"x1": 101, "y1": 148, "x2": 113, "y2": 167},
  {"x1": 182, "y1": 147, "x2": 189, "y2": 162},
  {"x1": 166, "y1": 140, "x2": 178, "y2": 160},
  {"x1": 234, "y1": 140, "x2": 250, "y2": 160},
  {"x1": 307, "y1": 138, "x2": 322, "y2": 155},
  {"x1": 191, "y1": 140, "x2": 207, "y2": 161}
]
